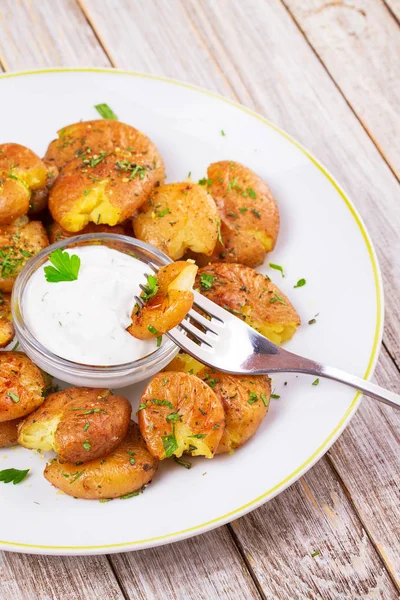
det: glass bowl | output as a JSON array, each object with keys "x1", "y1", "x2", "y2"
[{"x1": 11, "y1": 233, "x2": 179, "y2": 388}]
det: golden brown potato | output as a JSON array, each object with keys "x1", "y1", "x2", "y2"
[
  {"x1": 47, "y1": 220, "x2": 128, "y2": 244},
  {"x1": 0, "y1": 291, "x2": 14, "y2": 348},
  {"x1": 128, "y1": 261, "x2": 198, "y2": 340},
  {"x1": 44, "y1": 119, "x2": 165, "y2": 176},
  {"x1": 49, "y1": 148, "x2": 163, "y2": 232},
  {"x1": 0, "y1": 216, "x2": 49, "y2": 292},
  {"x1": 138, "y1": 371, "x2": 225, "y2": 460},
  {"x1": 196, "y1": 263, "x2": 300, "y2": 345},
  {"x1": 44, "y1": 421, "x2": 158, "y2": 500},
  {"x1": 133, "y1": 182, "x2": 219, "y2": 260},
  {"x1": 204, "y1": 161, "x2": 280, "y2": 267},
  {"x1": 0, "y1": 144, "x2": 49, "y2": 225},
  {"x1": 0, "y1": 417, "x2": 23, "y2": 448},
  {"x1": 0, "y1": 352, "x2": 46, "y2": 422},
  {"x1": 197, "y1": 367, "x2": 271, "y2": 454},
  {"x1": 29, "y1": 162, "x2": 59, "y2": 215},
  {"x1": 164, "y1": 352, "x2": 205, "y2": 375},
  {"x1": 18, "y1": 387, "x2": 131, "y2": 464}
]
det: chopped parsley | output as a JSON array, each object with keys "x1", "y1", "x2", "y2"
[
  {"x1": 271, "y1": 393, "x2": 280, "y2": 399},
  {"x1": 0, "y1": 468, "x2": 30, "y2": 485},
  {"x1": 148, "y1": 324, "x2": 158, "y2": 335},
  {"x1": 269, "y1": 263, "x2": 284, "y2": 277},
  {"x1": 166, "y1": 412, "x2": 181, "y2": 423},
  {"x1": 311, "y1": 550, "x2": 320, "y2": 558},
  {"x1": 162, "y1": 432, "x2": 178, "y2": 457},
  {"x1": 260, "y1": 393, "x2": 269, "y2": 407},
  {"x1": 239, "y1": 207, "x2": 248, "y2": 213},
  {"x1": 294, "y1": 278, "x2": 306, "y2": 288},
  {"x1": 94, "y1": 103, "x2": 118, "y2": 120},
  {"x1": 82, "y1": 441, "x2": 91, "y2": 452},
  {"x1": 141, "y1": 274, "x2": 159, "y2": 302},
  {"x1": 269, "y1": 293, "x2": 287, "y2": 305},
  {"x1": 200, "y1": 272, "x2": 216, "y2": 290},
  {"x1": 120, "y1": 491, "x2": 141, "y2": 499},
  {"x1": 157, "y1": 208, "x2": 171, "y2": 218},
  {"x1": 251, "y1": 208, "x2": 261, "y2": 219},
  {"x1": 247, "y1": 188, "x2": 257, "y2": 199},
  {"x1": 44, "y1": 249, "x2": 80, "y2": 283},
  {"x1": 138, "y1": 403, "x2": 147, "y2": 411},
  {"x1": 189, "y1": 433, "x2": 206, "y2": 439},
  {"x1": 312, "y1": 378, "x2": 320, "y2": 386},
  {"x1": 308, "y1": 318, "x2": 317, "y2": 325},
  {"x1": 221, "y1": 129, "x2": 226, "y2": 136},
  {"x1": 174, "y1": 456, "x2": 192, "y2": 469},
  {"x1": 83, "y1": 422, "x2": 90, "y2": 432},
  {"x1": 248, "y1": 392, "x2": 258, "y2": 405},
  {"x1": 151, "y1": 398, "x2": 174, "y2": 409},
  {"x1": 157, "y1": 335, "x2": 162, "y2": 347},
  {"x1": 7, "y1": 391, "x2": 19, "y2": 403},
  {"x1": 204, "y1": 373, "x2": 220, "y2": 388}
]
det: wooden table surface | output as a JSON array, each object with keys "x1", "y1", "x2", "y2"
[{"x1": 0, "y1": 1, "x2": 399, "y2": 598}]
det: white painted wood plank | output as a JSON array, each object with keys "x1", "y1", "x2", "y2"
[
  {"x1": 0, "y1": 0, "x2": 109, "y2": 69},
  {"x1": 384, "y1": 0, "x2": 400, "y2": 22},
  {"x1": 110, "y1": 527, "x2": 262, "y2": 600},
  {"x1": 283, "y1": 0, "x2": 400, "y2": 179}
]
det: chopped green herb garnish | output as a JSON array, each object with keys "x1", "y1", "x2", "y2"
[
  {"x1": 141, "y1": 274, "x2": 159, "y2": 303},
  {"x1": 157, "y1": 208, "x2": 171, "y2": 218},
  {"x1": 269, "y1": 263, "x2": 284, "y2": 277},
  {"x1": 156, "y1": 335, "x2": 162, "y2": 347},
  {"x1": 294, "y1": 278, "x2": 306, "y2": 288},
  {"x1": 148, "y1": 324, "x2": 158, "y2": 335},
  {"x1": 251, "y1": 208, "x2": 261, "y2": 219},
  {"x1": 44, "y1": 249, "x2": 80, "y2": 283},
  {"x1": 189, "y1": 433, "x2": 206, "y2": 439},
  {"x1": 174, "y1": 456, "x2": 192, "y2": 469},
  {"x1": 166, "y1": 412, "x2": 181, "y2": 423},
  {"x1": 83, "y1": 422, "x2": 90, "y2": 432},
  {"x1": 99, "y1": 498, "x2": 113, "y2": 503},
  {"x1": 269, "y1": 293, "x2": 287, "y2": 305},
  {"x1": 239, "y1": 207, "x2": 248, "y2": 213},
  {"x1": 7, "y1": 391, "x2": 19, "y2": 403},
  {"x1": 83, "y1": 189, "x2": 90, "y2": 196},
  {"x1": 311, "y1": 550, "x2": 320, "y2": 558},
  {"x1": 138, "y1": 403, "x2": 147, "y2": 411},
  {"x1": 312, "y1": 378, "x2": 320, "y2": 386},
  {"x1": 213, "y1": 423, "x2": 220, "y2": 430},
  {"x1": 129, "y1": 457, "x2": 136, "y2": 465},
  {"x1": 162, "y1": 432, "x2": 178, "y2": 457},
  {"x1": 94, "y1": 103, "x2": 118, "y2": 120},
  {"x1": 70, "y1": 469, "x2": 85, "y2": 483},
  {"x1": 0, "y1": 468, "x2": 30, "y2": 485},
  {"x1": 82, "y1": 441, "x2": 91, "y2": 452},
  {"x1": 308, "y1": 318, "x2": 317, "y2": 325},
  {"x1": 260, "y1": 393, "x2": 269, "y2": 407},
  {"x1": 11, "y1": 341, "x2": 19, "y2": 351},
  {"x1": 120, "y1": 491, "x2": 141, "y2": 499},
  {"x1": 271, "y1": 393, "x2": 280, "y2": 399},
  {"x1": 204, "y1": 373, "x2": 220, "y2": 388},
  {"x1": 151, "y1": 398, "x2": 174, "y2": 409},
  {"x1": 200, "y1": 272, "x2": 216, "y2": 290},
  {"x1": 248, "y1": 392, "x2": 258, "y2": 405},
  {"x1": 221, "y1": 129, "x2": 226, "y2": 136}
]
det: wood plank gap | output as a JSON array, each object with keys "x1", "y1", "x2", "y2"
[
  {"x1": 382, "y1": 340, "x2": 400, "y2": 377},
  {"x1": 326, "y1": 451, "x2": 400, "y2": 593},
  {"x1": 178, "y1": 0, "x2": 240, "y2": 100},
  {"x1": 227, "y1": 523, "x2": 267, "y2": 600},
  {"x1": 106, "y1": 555, "x2": 130, "y2": 600},
  {"x1": 280, "y1": 0, "x2": 400, "y2": 185},
  {"x1": 383, "y1": 0, "x2": 400, "y2": 25},
  {"x1": 75, "y1": 0, "x2": 116, "y2": 67}
]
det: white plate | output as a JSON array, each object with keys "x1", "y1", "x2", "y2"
[{"x1": 0, "y1": 69, "x2": 383, "y2": 555}]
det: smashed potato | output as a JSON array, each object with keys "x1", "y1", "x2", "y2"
[
  {"x1": 18, "y1": 387, "x2": 131, "y2": 464},
  {"x1": 205, "y1": 161, "x2": 280, "y2": 267},
  {"x1": 44, "y1": 421, "x2": 158, "y2": 500},
  {"x1": 49, "y1": 148, "x2": 164, "y2": 232},
  {"x1": 44, "y1": 119, "x2": 165, "y2": 174},
  {"x1": 128, "y1": 261, "x2": 198, "y2": 340},
  {"x1": 0, "y1": 291, "x2": 14, "y2": 348},
  {"x1": 198, "y1": 367, "x2": 271, "y2": 454},
  {"x1": 138, "y1": 371, "x2": 225, "y2": 460},
  {"x1": 0, "y1": 143, "x2": 51, "y2": 225},
  {"x1": 0, "y1": 216, "x2": 49, "y2": 292},
  {"x1": 164, "y1": 352, "x2": 205, "y2": 375},
  {"x1": 29, "y1": 161, "x2": 59, "y2": 214},
  {"x1": 196, "y1": 263, "x2": 300, "y2": 345},
  {"x1": 0, "y1": 352, "x2": 46, "y2": 422},
  {"x1": 0, "y1": 417, "x2": 23, "y2": 448},
  {"x1": 48, "y1": 220, "x2": 127, "y2": 244},
  {"x1": 133, "y1": 182, "x2": 219, "y2": 260}
]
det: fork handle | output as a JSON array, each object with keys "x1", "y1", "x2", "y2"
[{"x1": 316, "y1": 364, "x2": 400, "y2": 410}]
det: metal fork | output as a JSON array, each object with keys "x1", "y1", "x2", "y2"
[{"x1": 135, "y1": 263, "x2": 400, "y2": 410}]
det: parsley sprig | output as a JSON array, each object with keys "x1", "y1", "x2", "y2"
[
  {"x1": 0, "y1": 468, "x2": 30, "y2": 485},
  {"x1": 44, "y1": 249, "x2": 80, "y2": 283}
]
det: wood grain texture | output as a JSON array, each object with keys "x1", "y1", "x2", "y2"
[
  {"x1": 384, "y1": 0, "x2": 400, "y2": 21},
  {"x1": 327, "y1": 346, "x2": 400, "y2": 589},
  {"x1": 0, "y1": 552, "x2": 124, "y2": 600},
  {"x1": 230, "y1": 454, "x2": 398, "y2": 600},
  {"x1": 183, "y1": 0, "x2": 400, "y2": 368},
  {"x1": 0, "y1": 0, "x2": 110, "y2": 69},
  {"x1": 283, "y1": 0, "x2": 400, "y2": 179},
  {"x1": 77, "y1": 0, "x2": 236, "y2": 97},
  {"x1": 110, "y1": 527, "x2": 262, "y2": 600}
]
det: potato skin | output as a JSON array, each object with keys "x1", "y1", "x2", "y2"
[
  {"x1": 138, "y1": 371, "x2": 225, "y2": 460},
  {"x1": 44, "y1": 422, "x2": 158, "y2": 500},
  {"x1": 44, "y1": 119, "x2": 165, "y2": 177},
  {"x1": 47, "y1": 220, "x2": 128, "y2": 244},
  {"x1": 0, "y1": 417, "x2": 23, "y2": 448},
  {"x1": 133, "y1": 182, "x2": 219, "y2": 260},
  {"x1": 29, "y1": 162, "x2": 59, "y2": 215},
  {"x1": 49, "y1": 149, "x2": 163, "y2": 232},
  {"x1": 205, "y1": 161, "x2": 280, "y2": 267},
  {"x1": 18, "y1": 387, "x2": 132, "y2": 464},
  {"x1": 128, "y1": 261, "x2": 197, "y2": 340},
  {"x1": 196, "y1": 263, "x2": 300, "y2": 345},
  {"x1": 0, "y1": 144, "x2": 49, "y2": 225},
  {"x1": 0, "y1": 352, "x2": 46, "y2": 422},
  {"x1": 198, "y1": 367, "x2": 271, "y2": 454},
  {"x1": 0, "y1": 217, "x2": 49, "y2": 292},
  {"x1": 0, "y1": 292, "x2": 14, "y2": 348}
]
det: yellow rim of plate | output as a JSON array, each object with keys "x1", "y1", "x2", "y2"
[{"x1": 0, "y1": 68, "x2": 383, "y2": 553}]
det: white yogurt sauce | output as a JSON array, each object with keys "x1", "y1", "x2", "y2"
[{"x1": 23, "y1": 246, "x2": 158, "y2": 366}]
